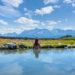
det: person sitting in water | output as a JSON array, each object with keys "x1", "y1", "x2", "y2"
[{"x1": 33, "y1": 38, "x2": 41, "y2": 50}]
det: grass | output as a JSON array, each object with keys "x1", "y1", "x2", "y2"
[{"x1": 0, "y1": 38, "x2": 75, "y2": 48}]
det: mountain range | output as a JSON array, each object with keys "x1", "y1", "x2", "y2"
[{"x1": 1, "y1": 28, "x2": 75, "y2": 38}]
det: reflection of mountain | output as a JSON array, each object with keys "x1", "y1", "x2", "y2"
[{"x1": 1, "y1": 28, "x2": 75, "y2": 38}]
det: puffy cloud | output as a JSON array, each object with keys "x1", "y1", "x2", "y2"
[
  {"x1": 24, "y1": 5, "x2": 60, "y2": 17},
  {"x1": 14, "y1": 17, "x2": 62, "y2": 31},
  {"x1": 43, "y1": 0, "x2": 59, "y2": 5},
  {"x1": 35, "y1": 6, "x2": 54, "y2": 15},
  {"x1": 1, "y1": 0, "x2": 23, "y2": 8},
  {"x1": 0, "y1": 5, "x2": 21, "y2": 18},
  {"x1": 0, "y1": 19, "x2": 8, "y2": 25},
  {"x1": 14, "y1": 17, "x2": 61, "y2": 27},
  {"x1": 14, "y1": 17, "x2": 40, "y2": 26},
  {"x1": 14, "y1": 17, "x2": 40, "y2": 30},
  {"x1": 0, "y1": 18, "x2": 62, "y2": 34},
  {"x1": 64, "y1": 0, "x2": 75, "y2": 7},
  {"x1": 35, "y1": 5, "x2": 60, "y2": 16}
]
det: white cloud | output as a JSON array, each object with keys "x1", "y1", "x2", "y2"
[
  {"x1": 0, "y1": 25, "x2": 38, "y2": 34},
  {"x1": 24, "y1": 8, "x2": 28, "y2": 11},
  {"x1": 47, "y1": 20, "x2": 62, "y2": 25},
  {"x1": 41, "y1": 22, "x2": 45, "y2": 25},
  {"x1": 72, "y1": 3, "x2": 75, "y2": 7},
  {"x1": 63, "y1": 27, "x2": 75, "y2": 30},
  {"x1": 46, "y1": 26, "x2": 54, "y2": 30},
  {"x1": 24, "y1": 6, "x2": 60, "y2": 17},
  {"x1": 1, "y1": 0, "x2": 23, "y2": 8},
  {"x1": 35, "y1": 6, "x2": 54, "y2": 15},
  {"x1": 64, "y1": 0, "x2": 75, "y2": 7},
  {"x1": 0, "y1": 19, "x2": 8, "y2": 25},
  {"x1": 24, "y1": 8, "x2": 34, "y2": 18},
  {"x1": 0, "y1": 5, "x2": 21, "y2": 18},
  {"x1": 14, "y1": 17, "x2": 61, "y2": 31},
  {"x1": 24, "y1": 11, "x2": 34, "y2": 18},
  {"x1": 14, "y1": 17, "x2": 40, "y2": 26},
  {"x1": 39, "y1": 20, "x2": 62, "y2": 30},
  {"x1": 24, "y1": 12, "x2": 32, "y2": 18},
  {"x1": 24, "y1": 8, "x2": 39, "y2": 18},
  {"x1": 14, "y1": 17, "x2": 62, "y2": 31},
  {"x1": 0, "y1": 28, "x2": 23, "y2": 34},
  {"x1": 63, "y1": 0, "x2": 72, "y2": 3},
  {"x1": 47, "y1": 21, "x2": 57, "y2": 25},
  {"x1": 0, "y1": 18, "x2": 62, "y2": 34},
  {"x1": 53, "y1": 5, "x2": 60, "y2": 8},
  {"x1": 43, "y1": 0, "x2": 59, "y2": 5},
  {"x1": 14, "y1": 17, "x2": 40, "y2": 30}
]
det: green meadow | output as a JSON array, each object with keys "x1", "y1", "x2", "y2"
[{"x1": 0, "y1": 35, "x2": 75, "y2": 48}]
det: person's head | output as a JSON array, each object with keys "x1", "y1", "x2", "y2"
[
  {"x1": 34, "y1": 38, "x2": 39, "y2": 45},
  {"x1": 35, "y1": 38, "x2": 38, "y2": 43}
]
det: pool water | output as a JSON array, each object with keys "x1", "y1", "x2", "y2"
[{"x1": 0, "y1": 49, "x2": 75, "y2": 75}]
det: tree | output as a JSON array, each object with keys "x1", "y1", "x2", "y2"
[{"x1": 66, "y1": 35, "x2": 72, "y2": 37}]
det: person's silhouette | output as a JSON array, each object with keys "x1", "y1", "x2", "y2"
[{"x1": 33, "y1": 38, "x2": 41, "y2": 50}]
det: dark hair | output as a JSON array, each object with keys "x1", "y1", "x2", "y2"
[{"x1": 34, "y1": 38, "x2": 39, "y2": 45}]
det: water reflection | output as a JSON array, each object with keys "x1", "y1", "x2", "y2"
[
  {"x1": 0, "y1": 49, "x2": 29, "y2": 54},
  {"x1": 0, "y1": 62, "x2": 23, "y2": 75},
  {"x1": 33, "y1": 49, "x2": 40, "y2": 58},
  {"x1": 0, "y1": 49, "x2": 75, "y2": 75},
  {"x1": 0, "y1": 48, "x2": 69, "y2": 55}
]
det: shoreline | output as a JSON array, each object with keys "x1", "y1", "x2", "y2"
[{"x1": 0, "y1": 45, "x2": 75, "y2": 50}]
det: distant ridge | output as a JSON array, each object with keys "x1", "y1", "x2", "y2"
[{"x1": 0, "y1": 28, "x2": 75, "y2": 38}]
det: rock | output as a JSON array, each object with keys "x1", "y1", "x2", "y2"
[
  {"x1": 58, "y1": 43, "x2": 62, "y2": 45},
  {"x1": 56, "y1": 45, "x2": 67, "y2": 48},
  {"x1": 5, "y1": 43, "x2": 17, "y2": 49},
  {"x1": 19, "y1": 44, "x2": 27, "y2": 49},
  {"x1": 66, "y1": 45, "x2": 71, "y2": 48},
  {"x1": 0, "y1": 46, "x2": 7, "y2": 49}
]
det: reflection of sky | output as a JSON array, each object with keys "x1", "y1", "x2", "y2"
[
  {"x1": 0, "y1": 49, "x2": 75, "y2": 75},
  {"x1": 0, "y1": 62, "x2": 23, "y2": 75}
]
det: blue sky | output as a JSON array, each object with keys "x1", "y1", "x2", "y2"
[{"x1": 0, "y1": 0, "x2": 75, "y2": 34}]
